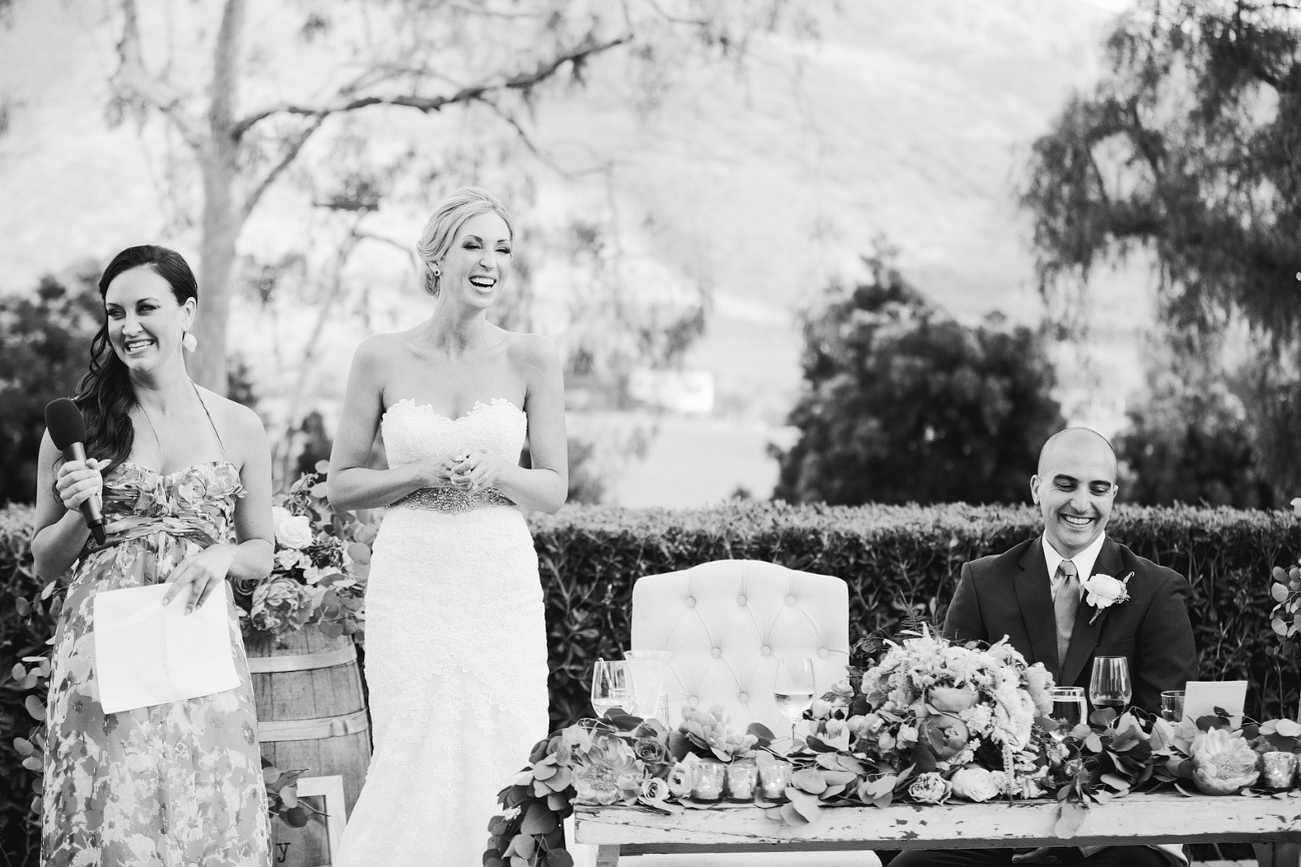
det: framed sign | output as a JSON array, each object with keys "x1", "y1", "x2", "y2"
[{"x1": 272, "y1": 775, "x2": 346, "y2": 867}]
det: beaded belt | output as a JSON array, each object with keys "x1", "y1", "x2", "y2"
[{"x1": 395, "y1": 486, "x2": 513, "y2": 514}]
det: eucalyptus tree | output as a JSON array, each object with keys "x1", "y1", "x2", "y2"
[
  {"x1": 1022, "y1": 0, "x2": 1301, "y2": 340},
  {"x1": 1021, "y1": 0, "x2": 1301, "y2": 497},
  {"x1": 97, "y1": 0, "x2": 809, "y2": 391}
]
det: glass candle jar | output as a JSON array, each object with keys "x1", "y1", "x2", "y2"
[
  {"x1": 691, "y1": 759, "x2": 726, "y2": 801},
  {"x1": 726, "y1": 758, "x2": 758, "y2": 801},
  {"x1": 1261, "y1": 751, "x2": 1298, "y2": 790},
  {"x1": 758, "y1": 759, "x2": 792, "y2": 801}
]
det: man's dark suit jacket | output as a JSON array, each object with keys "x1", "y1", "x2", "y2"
[{"x1": 943, "y1": 536, "x2": 1198, "y2": 715}]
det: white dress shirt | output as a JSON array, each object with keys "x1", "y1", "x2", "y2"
[{"x1": 1042, "y1": 531, "x2": 1106, "y2": 600}]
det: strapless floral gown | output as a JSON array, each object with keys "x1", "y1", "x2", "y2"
[
  {"x1": 335, "y1": 398, "x2": 551, "y2": 867},
  {"x1": 42, "y1": 460, "x2": 270, "y2": 867}
]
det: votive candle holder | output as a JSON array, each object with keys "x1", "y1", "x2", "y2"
[
  {"x1": 1261, "y1": 751, "x2": 1298, "y2": 790},
  {"x1": 758, "y1": 759, "x2": 792, "y2": 801},
  {"x1": 691, "y1": 759, "x2": 726, "y2": 801},
  {"x1": 726, "y1": 758, "x2": 758, "y2": 801}
]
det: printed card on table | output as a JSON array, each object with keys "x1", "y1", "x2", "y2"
[
  {"x1": 93, "y1": 583, "x2": 240, "y2": 714},
  {"x1": 1182, "y1": 680, "x2": 1249, "y2": 727}
]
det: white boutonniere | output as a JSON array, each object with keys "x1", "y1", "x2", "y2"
[{"x1": 1082, "y1": 571, "x2": 1134, "y2": 625}]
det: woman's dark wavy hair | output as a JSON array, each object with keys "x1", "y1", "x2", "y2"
[{"x1": 72, "y1": 245, "x2": 199, "y2": 469}]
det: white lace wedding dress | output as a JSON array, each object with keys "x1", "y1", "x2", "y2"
[{"x1": 336, "y1": 398, "x2": 551, "y2": 867}]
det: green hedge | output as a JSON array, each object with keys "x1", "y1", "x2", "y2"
[
  {"x1": 0, "y1": 506, "x2": 43, "y2": 863},
  {"x1": 532, "y1": 502, "x2": 1301, "y2": 728},
  {"x1": 2, "y1": 501, "x2": 1299, "y2": 861}
]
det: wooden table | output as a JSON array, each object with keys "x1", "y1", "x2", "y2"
[{"x1": 574, "y1": 793, "x2": 1301, "y2": 865}]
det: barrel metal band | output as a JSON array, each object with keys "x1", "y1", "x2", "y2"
[
  {"x1": 245, "y1": 643, "x2": 357, "y2": 674},
  {"x1": 258, "y1": 709, "x2": 370, "y2": 742}
]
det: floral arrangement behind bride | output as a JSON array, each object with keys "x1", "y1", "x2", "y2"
[{"x1": 233, "y1": 463, "x2": 374, "y2": 642}]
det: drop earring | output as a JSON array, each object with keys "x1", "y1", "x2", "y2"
[{"x1": 182, "y1": 331, "x2": 197, "y2": 352}]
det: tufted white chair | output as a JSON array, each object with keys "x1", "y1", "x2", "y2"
[
  {"x1": 630, "y1": 559, "x2": 851, "y2": 736},
  {"x1": 586, "y1": 560, "x2": 879, "y2": 867}
]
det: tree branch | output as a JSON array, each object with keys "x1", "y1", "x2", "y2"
[
  {"x1": 241, "y1": 115, "x2": 327, "y2": 221},
  {"x1": 111, "y1": 0, "x2": 204, "y2": 150},
  {"x1": 472, "y1": 95, "x2": 571, "y2": 176},
  {"x1": 230, "y1": 31, "x2": 633, "y2": 140}
]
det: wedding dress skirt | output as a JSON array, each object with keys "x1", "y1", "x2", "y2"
[{"x1": 336, "y1": 399, "x2": 550, "y2": 866}]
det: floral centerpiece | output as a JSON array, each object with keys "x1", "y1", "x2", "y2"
[
  {"x1": 804, "y1": 626, "x2": 1059, "y2": 805},
  {"x1": 233, "y1": 464, "x2": 374, "y2": 643}
]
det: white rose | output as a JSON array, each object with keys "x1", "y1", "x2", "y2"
[
  {"x1": 1081, "y1": 573, "x2": 1126, "y2": 608},
  {"x1": 274, "y1": 548, "x2": 302, "y2": 570},
  {"x1": 949, "y1": 766, "x2": 1000, "y2": 802},
  {"x1": 907, "y1": 772, "x2": 951, "y2": 804},
  {"x1": 272, "y1": 506, "x2": 314, "y2": 550}
]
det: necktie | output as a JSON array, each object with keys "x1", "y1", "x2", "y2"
[{"x1": 1054, "y1": 560, "x2": 1080, "y2": 672}]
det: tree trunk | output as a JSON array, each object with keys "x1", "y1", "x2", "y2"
[
  {"x1": 194, "y1": 143, "x2": 240, "y2": 392},
  {"x1": 191, "y1": 0, "x2": 246, "y2": 394}
]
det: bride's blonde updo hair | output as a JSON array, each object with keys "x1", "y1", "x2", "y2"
[{"x1": 415, "y1": 186, "x2": 514, "y2": 296}]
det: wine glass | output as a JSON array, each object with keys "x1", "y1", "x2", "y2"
[
  {"x1": 773, "y1": 657, "x2": 816, "y2": 742},
  {"x1": 1088, "y1": 656, "x2": 1132, "y2": 716},
  {"x1": 590, "y1": 660, "x2": 635, "y2": 718},
  {"x1": 623, "y1": 649, "x2": 672, "y2": 721}
]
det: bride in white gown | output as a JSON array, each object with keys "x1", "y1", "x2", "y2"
[{"x1": 327, "y1": 187, "x2": 567, "y2": 866}]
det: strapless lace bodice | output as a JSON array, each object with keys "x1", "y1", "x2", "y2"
[{"x1": 381, "y1": 398, "x2": 526, "y2": 468}]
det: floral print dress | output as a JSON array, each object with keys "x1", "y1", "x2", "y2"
[{"x1": 42, "y1": 460, "x2": 270, "y2": 867}]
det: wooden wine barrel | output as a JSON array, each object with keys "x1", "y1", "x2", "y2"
[{"x1": 246, "y1": 627, "x2": 371, "y2": 867}]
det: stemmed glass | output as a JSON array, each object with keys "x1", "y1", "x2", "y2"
[
  {"x1": 773, "y1": 657, "x2": 816, "y2": 742},
  {"x1": 590, "y1": 660, "x2": 635, "y2": 718},
  {"x1": 1088, "y1": 656, "x2": 1132, "y2": 715},
  {"x1": 623, "y1": 650, "x2": 672, "y2": 721}
]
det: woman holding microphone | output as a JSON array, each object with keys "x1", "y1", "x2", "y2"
[{"x1": 32, "y1": 245, "x2": 273, "y2": 866}]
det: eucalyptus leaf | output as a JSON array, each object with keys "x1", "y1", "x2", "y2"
[
  {"x1": 522, "y1": 803, "x2": 559, "y2": 836},
  {"x1": 1054, "y1": 801, "x2": 1087, "y2": 838},
  {"x1": 546, "y1": 851, "x2": 576, "y2": 867}
]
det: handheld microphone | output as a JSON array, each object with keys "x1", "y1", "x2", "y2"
[{"x1": 45, "y1": 398, "x2": 107, "y2": 545}]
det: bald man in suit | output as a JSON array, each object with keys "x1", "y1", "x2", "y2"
[{"x1": 887, "y1": 428, "x2": 1197, "y2": 867}]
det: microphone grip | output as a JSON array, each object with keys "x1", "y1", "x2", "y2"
[{"x1": 62, "y1": 443, "x2": 107, "y2": 545}]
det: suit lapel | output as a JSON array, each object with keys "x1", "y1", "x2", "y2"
[
  {"x1": 1014, "y1": 542, "x2": 1058, "y2": 673},
  {"x1": 1061, "y1": 538, "x2": 1125, "y2": 687}
]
